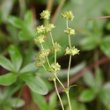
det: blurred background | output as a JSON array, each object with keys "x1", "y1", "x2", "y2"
[{"x1": 0, "y1": 0, "x2": 110, "y2": 110}]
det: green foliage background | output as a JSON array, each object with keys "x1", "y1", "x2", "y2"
[{"x1": 0, "y1": 0, "x2": 110, "y2": 110}]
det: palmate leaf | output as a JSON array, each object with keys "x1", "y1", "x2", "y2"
[
  {"x1": 8, "y1": 16, "x2": 23, "y2": 28},
  {"x1": 0, "y1": 55, "x2": 15, "y2": 71},
  {"x1": 99, "y1": 83, "x2": 110, "y2": 109},
  {"x1": 83, "y1": 71, "x2": 95, "y2": 88},
  {"x1": 9, "y1": 98, "x2": 25, "y2": 108},
  {"x1": 79, "y1": 89, "x2": 96, "y2": 102},
  {"x1": 8, "y1": 45, "x2": 23, "y2": 72},
  {"x1": 0, "y1": 73, "x2": 17, "y2": 86},
  {"x1": 21, "y1": 74, "x2": 48, "y2": 95},
  {"x1": 20, "y1": 63, "x2": 36, "y2": 73},
  {"x1": 70, "y1": 100, "x2": 87, "y2": 110},
  {"x1": 32, "y1": 92, "x2": 48, "y2": 110},
  {"x1": 100, "y1": 36, "x2": 110, "y2": 57}
]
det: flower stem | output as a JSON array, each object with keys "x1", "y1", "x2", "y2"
[
  {"x1": 66, "y1": 91, "x2": 72, "y2": 110},
  {"x1": 66, "y1": 20, "x2": 72, "y2": 110},
  {"x1": 54, "y1": 73, "x2": 65, "y2": 90},
  {"x1": 67, "y1": 55, "x2": 72, "y2": 88},
  {"x1": 53, "y1": 79, "x2": 65, "y2": 110}
]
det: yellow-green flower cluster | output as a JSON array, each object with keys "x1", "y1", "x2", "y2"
[
  {"x1": 38, "y1": 49, "x2": 50, "y2": 59},
  {"x1": 52, "y1": 42, "x2": 61, "y2": 52},
  {"x1": 40, "y1": 10, "x2": 50, "y2": 20},
  {"x1": 36, "y1": 25, "x2": 46, "y2": 34},
  {"x1": 62, "y1": 11, "x2": 74, "y2": 21},
  {"x1": 64, "y1": 28, "x2": 75, "y2": 36},
  {"x1": 65, "y1": 47, "x2": 79, "y2": 56},
  {"x1": 34, "y1": 35, "x2": 45, "y2": 44},
  {"x1": 45, "y1": 24, "x2": 55, "y2": 32},
  {"x1": 36, "y1": 24, "x2": 55, "y2": 35},
  {"x1": 50, "y1": 63, "x2": 61, "y2": 73},
  {"x1": 35, "y1": 49, "x2": 50, "y2": 67},
  {"x1": 35, "y1": 58, "x2": 45, "y2": 67}
]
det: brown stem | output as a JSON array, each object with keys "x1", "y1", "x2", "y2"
[
  {"x1": 46, "y1": 0, "x2": 54, "y2": 12},
  {"x1": 96, "y1": 16, "x2": 110, "y2": 19},
  {"x1": 51, "y1": 0, "x2": 66, "y2": 23}
]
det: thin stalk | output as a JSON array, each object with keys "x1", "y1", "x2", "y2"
[
  {"x1": 50, "y1": 31, "x2": 65, "y2": 110},
  {"x1": 66, "y1": 20, "x2": 72, "y2": 88},
  {"x1": 68, "y1": 36, "x2": 72, "y2": 48},
  {"x1": 66, "y1": 91, "x2": 72, "y2": 110},
  {"x1": 46, "y1": 57, "x2": 51, "y2": 67},
  {"x1": 66, "y1": 20, "x2": 72, "y2": 110},
  {"x1": 66, "y1": 20, "x2": 69, "y2": 28},
  {"x1": 54, "y1": 73, "x2": 65, "y2": 90},
  {"x1": 67, "y1": 55, "x2": 72, "y2": 88},
  {"x1": 42, "y1": 65, "x2": 47, "y2": 71},
  {"x1": 50, "y1": 32, "x2": 54, "y2": 46},
  {"x1": 54, "y1": 79, "x2": 65, "y2": 110}
]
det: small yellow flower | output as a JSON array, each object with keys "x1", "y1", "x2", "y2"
[
  {"x1": 65, "y1": 47, "x2": 79, "y2": 56},
  {"x1": 38, "y1": 49, "x2": 50, "y2": 59},
  {"x1": 53, "y1": 42, "x2": 61, "y2": 52},
  {"x1": 35, "y1": 58, "x2": 45, "y2": 67},
  {"x1": 34, "y1": 35, "x2": 45, "y2": 44},
  {"x1": 36, "y1": 25, "x2": 45, "y2": 34},
  {"x1": 45, "y1": 24, "x2": 55, "y2": 32},
  {"x1": 62, "y1": 11, "x2": 74, "y2": 21},
  {"x1": 40, "y1": 10, "x2": 50, "y2": 20},
  {"x1": 50, "y1": 62, "x2": 61, "y2": 72},
  {"x1": 64, "y1": 28, "x2": 75, "y2": 36}
]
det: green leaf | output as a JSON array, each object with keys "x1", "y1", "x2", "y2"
[
  {"x1": 0, "y1": 73, "x2": 17, "y2": 86},
  {"x1": 0, "y1": 0, "x2": 15, "y2": 22},
  {"x1": 48, "y1": 93, "x2": 57, "y2": 110},
  {"x1": 70, "y1": 100, "x2": 87, "y2": 110},
  {"x1": 8, "y1": 16, "x2": 23, "y2": 28},
  {"x1": 21, "y1": 74, "x2": 48, "y2": 95},
  {"x1": 8, "y1": 45, "x2": 23, "y2": 72},
  {"x1": 32, "y1": 92, "x2": 48, "y2": 110},
  {"x1": 24, "y1": 11, "x2": 33, "y2": 25},
  {"x1": 79, "y1": 89, "x2": 96, "y2": 102},
  {"x1": 9, "y1": 98, "x2": 25, "y2": 108},
  {"x1": 3, "y1": 106, "x2": 12, "y2": 110},
  {"x1": 18, "y1": 29, "x2": 33, "y2": 41},
  {"x1": 99, "y1": 83, "x2": 110, "y2": 109},
  {"x1": 83, "y1": 71, "x2": 95, "y2": 88},
  {"x1": 80, "y1": 36, "x2": 97, "y2": 50},
  {"x1": 95, "y1": 68, "x2": 103, "y2": 90},
  {"x1": 20, "y1": 63, "x2": 36, "y2": 73},
  {"x1": 0, "y1": 55, "x2": 14, "y2": 71},
  {"x1": 100, "y1": 36, "x2": 110, "y2": 57}
]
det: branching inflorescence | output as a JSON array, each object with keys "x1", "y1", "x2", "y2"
[{"x1": 34, "y1": 10, "x2": 79, "y2": 110}]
